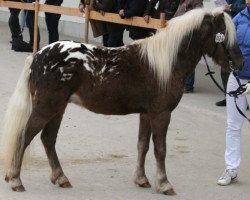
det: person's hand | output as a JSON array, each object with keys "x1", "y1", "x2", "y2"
[
  {"x1": 100, "y1": 10, "x2": 105, "y2": 16},
  {"x1": 224, "y1": 4, "x2": 232, "y2": 12},
  {"x1": 144, "y1": 15, "x2": 150, "y2": 23},
  {"x1": 119, "y1": 9, "x2": 125, "y2": 17},
  {"x1": 242, "y1": 83, "x2": 250, "y2": 95},
  {"x1": 79, "y1": 3, "x2": 86, "y2": 13}
]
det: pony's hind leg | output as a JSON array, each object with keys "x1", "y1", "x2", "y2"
[
  {"x1": 5, "y1": 111, "x2": 49, "y2": 191},
  {"x1": 134, "y1": 114, "x2": 151, "y2": 188},
  {"x1": 40, "y1": 112, "x2": 72, "y2": 188},
  {"x1": 151, "y1": 111, "x2": 176, "y2": 195}
]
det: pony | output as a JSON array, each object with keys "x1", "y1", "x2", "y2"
[{"x1": 1, "y1": 8, "x2": 243, "y2": 195}]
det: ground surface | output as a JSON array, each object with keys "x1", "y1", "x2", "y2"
[{"x1": 0, "y1": 21, "x2": 250, "y2": 200}]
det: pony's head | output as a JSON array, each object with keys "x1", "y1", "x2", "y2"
[{"x1": 201, "y1": 8, "x2": 243, "y2": 71}]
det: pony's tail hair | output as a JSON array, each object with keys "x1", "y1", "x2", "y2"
[{"x1": 1, "y1": 55, "x2": 33, "y2": 173}]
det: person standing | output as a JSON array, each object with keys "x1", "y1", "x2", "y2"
[
  {"x1": 6, "y1": 0, "x2": 32, "y2": 52},
  {"x1": 143, "y1": 0, "x2": 180, "y2": 22},
  {"x1": 45, "y1": 0, "x2": 63, "y2": 44},
  {"x1": 215, "y1": 0, "x2": 246, "y2": 106},
  {"x1": 25, "y1": 0, "x2": 40, "y2": 48},
  {"x1": 92, "y1": 0, "x2": 125, "y2": 47},
  {"x1": 118, "y1": 0, "x2": 151, "y2": 40},
  {"x1": 173, "y1": 0, "x2": 203, "y2": 93},
  {"x1": 78, "y1": 0, "x2": 109, "y2": 47},
  {"x1": 217, "y1": 0, "x2": 250, "y2": 186}
]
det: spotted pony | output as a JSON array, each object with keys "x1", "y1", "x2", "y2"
[{"x1": 1, "y1": 8, "x2": 243, "y2": 194}]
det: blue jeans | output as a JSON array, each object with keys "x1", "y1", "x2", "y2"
[{"x1": 185, "y1": 72, "x2": 195, "y2": 91}]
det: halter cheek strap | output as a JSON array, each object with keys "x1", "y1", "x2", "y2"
[
  {"x1": 211, "y1": 32, "x2": 225, "y2": 56},
  {"x1": 210, "y1": 16, "x2": 225, "y2": 55},
  {"x1": 211, "y1": 32, "x2": 235, "y2": 71}
]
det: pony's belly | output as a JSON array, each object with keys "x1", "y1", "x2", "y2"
[{"x1": 69, "y1": 93, "x2": 144, "y2": 115}]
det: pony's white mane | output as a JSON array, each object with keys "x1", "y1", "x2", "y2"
[{"x1": 139, "y1": 7, "x2": 236, "y2": 87}]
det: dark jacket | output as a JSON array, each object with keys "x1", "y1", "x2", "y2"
[
  {"x1": 93, "y1": 0, "x2": 124, "y2": 36},
  {"x1": 119, "y1": 0, "x2": 148, "y2": 18},
  {"x1": 144, "y1": 0, "x2": 180, "y2": 20},
  {"x1": 45, "y1": 0, "x2": 63, "y2": 6},
  {"x1": 119, "y1": 0, "x2": 150, "y2": 40},
  {"x1": 226, "y1": 0, "x2": 245, "y2": 17},
  {"x1": 174, "y1": 0, "x2": 203, "y2": 17},
  {"x1": 93, "y1": 0, "x2": 118, "y2": 13}
]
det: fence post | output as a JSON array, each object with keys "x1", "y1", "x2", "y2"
[
  {"x1": 83, "y1": 4, "x2": 90, "y2": 43},
  {"x1": 160, "y1": 12, "x2": 166, "y2": 28},
  {"x1": 33, "y1": 0, "x2": 39, "y2": 53}
]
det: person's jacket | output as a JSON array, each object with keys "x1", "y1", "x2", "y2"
[
  {"x1": 233, "y1": 7, "x2": 250, "y2": 79},
  {"x1": 118, "y1": 0, "x2": 150, "y2": 40},
  {"x1": 92, "y1": 0, "x2": 124, "y2": 36},
  {"x1": 119, "y1": 0, "x2": 148, "y2": 18},
  {"x1": 93, "y1": 0, "x2": 118, "y2": 13},
  {"x1": 45, "y1": 0, "x2": 63, "y2": 6},
  {"x1": 144, "y1": 0, "x2": 180, "y2": 20},
  {"x1": 226, "y1": 0, "x2": 245, "y2": 17},
  {"x1": 174, "y1": 0, "x2": 203, "y2": 17}
]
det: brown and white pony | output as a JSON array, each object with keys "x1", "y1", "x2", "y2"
[{"x1": 1, "y1": 8, "x2": 243, "y2": 194}]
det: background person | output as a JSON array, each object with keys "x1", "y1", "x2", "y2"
[
  {"x1": 217, "y1": 0, "x2": 250, "y2": 186},
  {"x1": 215, "y1": 0, "x2": 246, "y2": 106},
  {"x1": 118, "y1": 0, "x2": 151, "y2": 40},
  {"x1": 143, "y1": 0, "x2": 180, "y2": 23},
  {"x1": 92, "y1": 0, "x2": 125, "y2": 47},
  {"x1": 45, "y1": 0, "x2": 63, "y2": 44},
  {"x1": 25, "y1": 0, "x2": 40, "y2": 48},
  {"x1": 6, "y1": 0, "x2": 32, "y2": 52},
  {"x1": 173, "y1": 0, "x2": 203, "y2": 93}
]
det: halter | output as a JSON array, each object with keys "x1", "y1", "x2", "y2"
[{"x1": 203, "y1": 32, "x2": 250, "y2": 122}]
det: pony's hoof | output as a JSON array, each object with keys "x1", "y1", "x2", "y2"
[
  {"x1": 138, "y1": 181, "x2": 151, "y2": 188},
  {"x1": 5, "y1": 175, "x2": 10, "y2": 182},
  {"x1": 12, "y1": 185, "x2": 26, "y2": 192},
  {"x1": 156, "y1": 182, "x2": 176, "y2": 195},
  {"x1": 163, "y1": 188, "x2": 176, "y2": 195},
  {"x1": 134, "y1": 173, "x2": 151, "y2": 188},
  {"x1": 59, "y1": 181, "x2": 72, "y2": 188}
]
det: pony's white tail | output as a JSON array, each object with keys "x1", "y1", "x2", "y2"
[{"x1": 1, "y1": 55, "x2": 33, "y2": 173}]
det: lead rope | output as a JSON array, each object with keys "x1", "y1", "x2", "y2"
[{"x1": 203, "y1": 55, "x2": 250, "y2": 122}]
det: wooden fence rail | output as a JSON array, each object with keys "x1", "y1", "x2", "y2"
[{"x1": 0, "y1": 0, "x2": 167, "y2": 53}]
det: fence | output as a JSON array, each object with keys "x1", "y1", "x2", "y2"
[{"x1": 0, "y1": 0, "x2": 167, "y2": 53}]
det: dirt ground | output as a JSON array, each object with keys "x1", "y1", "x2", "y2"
[{"x1": 0, "y1": 21, "x2": 250, "y2": 200}]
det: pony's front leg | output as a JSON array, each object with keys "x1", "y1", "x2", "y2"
[
  {"x1": 151, "y1": 111, "x2": 176, "y2": 195},
  {"x1": 40, "y1": 111, "x2": 72, "y2": 188},
  {"x1": 134, "y1": 114, "x2": 151, "y2": 188}
]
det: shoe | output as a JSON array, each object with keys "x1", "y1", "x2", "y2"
[
  {"x1": 11, "y1": 38, "x2": 33, "y2": 52},
  {"x1": 216, "y1": 99, "x2": 226, "y2": 107},
  {"x1": 217, "y1": 169, "x2": 237, "y2": 186},
  {"x1": 183, "y1": 88, "x2": 194, "y2": 93}
]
